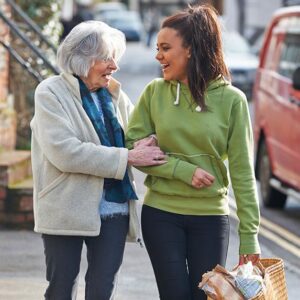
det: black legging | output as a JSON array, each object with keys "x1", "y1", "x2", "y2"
[{"x1": 142, "y1": 205, "x2": 230, "y2": 300}]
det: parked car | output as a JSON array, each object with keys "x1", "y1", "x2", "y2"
[
  {"x1": 253, "y1": 6, "x2": 300, "y2": 209},
  {"x1": 223, "y1": 30, "x2": 259, "y2": 100},
  {"x1": 93, "y1": 2, "x2": 127, "y2": 20},
  {"x1": 102, "y1": 11, "x2": 145, "y2": 42}
]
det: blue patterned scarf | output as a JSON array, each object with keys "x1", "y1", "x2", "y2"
[{"x1": 78, "y1": 77, "x2": 138, "y2": 203}]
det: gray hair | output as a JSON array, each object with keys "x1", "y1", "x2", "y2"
[{"x1": 57, "y1": 21, "x2": 126, "y2": 77}]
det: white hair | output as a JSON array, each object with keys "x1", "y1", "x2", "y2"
[{"x1": 57, "y1": 21, "x2": 126, "y2": 77}]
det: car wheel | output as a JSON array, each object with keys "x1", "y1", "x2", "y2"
[{"x1": 257, "y1": 141, "x2": 287, "y2": 208}]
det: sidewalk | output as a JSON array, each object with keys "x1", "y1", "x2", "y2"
[
  {"x1": 0, "y1": 169, "x2": 238, "y2": 300},
  {"x1": 0, "y1": 206, "x2": 240, "y2": 300},
  {"x1": 0, "y1": 171, "x2": 298, "y2": 299},
  {"x1": 0, "y1": 226, "x2": 159, "y2": 300}
]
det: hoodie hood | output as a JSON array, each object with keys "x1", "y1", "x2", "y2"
[{"x1": 168, "y1": 76, "x2": 229, "y2": 111}]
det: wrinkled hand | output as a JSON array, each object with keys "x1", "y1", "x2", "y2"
[
  {"x1": 191, "y1": 168, "x2": 215, "y2": 189},
  {"x1": 134, "y1": 135, "x2": 157, "y2": 148},
  {"x1": 239, "y1": 254, "x2": 260, "y2": 266},
  {"x1": 128, "y1": 144, "x2": 166, "y2": 167}
]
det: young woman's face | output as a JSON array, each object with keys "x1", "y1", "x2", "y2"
[
  {"x1": 156, "y1": 27, "x2": 190, "y2": 84},
  {"x1": 82, "y1": 58, "x2": 118, "y2": 91}
]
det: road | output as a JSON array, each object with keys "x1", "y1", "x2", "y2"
[{"x1": 0, "y1": 41, "x2": 299, "y2": 299}]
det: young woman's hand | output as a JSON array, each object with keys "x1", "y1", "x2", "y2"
[
  {"x1": 128, "y1": 144, "x2": 166, "y2": 166},
  {"x1": 239, "y1": 254, "x2": 260, "y2": 265},
  {"x1": 191, "y1": 168, "x2": 215, "y2": 189},
  {"x1": 133, "y1": 135, "x2": 157, "y2": 148}
]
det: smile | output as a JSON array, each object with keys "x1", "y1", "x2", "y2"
[
  {"x1": 161, "y1": 64, "x2": 170, "y2": 71},
  {"x1": 102, "y1": 73, "x2": 112, "y2": 78}
]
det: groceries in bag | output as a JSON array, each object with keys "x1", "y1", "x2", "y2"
[{"x1": 199, "y1": 262, "x2": 266, "y2": 300}]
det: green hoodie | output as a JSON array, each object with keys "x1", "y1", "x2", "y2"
[{"x1": 126, "y1": 77, "x2": 260, "y2": 255}]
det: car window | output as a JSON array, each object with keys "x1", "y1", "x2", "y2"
[
  {"x1": 278, "y1": 33, "x2": 300, "y2": 79},
  {"x1": 105, "y1": 13, "x2": 142, "y2": 29}
]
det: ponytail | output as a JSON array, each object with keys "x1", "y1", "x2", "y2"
[{"x1": 162, "y1": 4, "x2": 229, "y2": 111}]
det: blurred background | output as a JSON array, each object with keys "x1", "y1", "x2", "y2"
[
  {"x1": 1, "y1": 0, "x2": 297, "y2": 149},
  {"x1": 0, "y1": 0, "x2": 299, "y2": 299}
]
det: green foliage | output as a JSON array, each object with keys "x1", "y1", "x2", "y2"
[{"x1": 15, "y1": 0, "x2": 62, "y2": 45}]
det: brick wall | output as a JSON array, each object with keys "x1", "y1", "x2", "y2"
[
  {"x1": 0, "y1": 104, "x2": 17, "y2": 151},
  {"x1": 0, "y1": 3, "x2": 17, "y2": 151},
  {"x1": 0, "y1": 46, "x2": 9, "y2": 102},
  {"x1": 0, "y1": 2, "x2": 33, "y2": 228},
  {"x1": 0, "y1": 1, "x2": 9, "y2": 103},
  {"x1": 0, "y1": 185, "x2": 33, "y2": 229},
  {"x1": 0, "y1": 155, "x2": 33, "y2": 229}
]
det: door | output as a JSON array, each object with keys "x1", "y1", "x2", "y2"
[{"x1": 274, "y1": 30, "x2": 300, "y2": 188}]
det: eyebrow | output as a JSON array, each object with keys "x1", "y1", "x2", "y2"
[{"x1": 157, "y1": 42, "x2": 170, "y2": 47}]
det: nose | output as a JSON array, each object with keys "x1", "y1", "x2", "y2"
[
  {"x1": 109, "y1": 58, "x2": 118, "y2": 70},
  {"x1": 155, "y1": 50, "x2": 163, "y2": 62}
]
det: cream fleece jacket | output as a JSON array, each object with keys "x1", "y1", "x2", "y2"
[{"x1": 31, "y1": 72, "x2": 140, "y2": 240}]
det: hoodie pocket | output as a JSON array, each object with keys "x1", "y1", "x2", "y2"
[{"x1": 146, "y1": 153, "x2": 228, "y2": 198}]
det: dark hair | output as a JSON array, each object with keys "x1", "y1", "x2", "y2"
[{"x1": 162, "y1": 4, "x2": 229, "y2": 110}]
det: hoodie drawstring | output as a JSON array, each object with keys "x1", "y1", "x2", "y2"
[
  {"x1": 173, "y1": 82, "x2": 180, "y2": 106},
  {"x1": 173, "y1": 82, "x2": 201, "y2": 112}
]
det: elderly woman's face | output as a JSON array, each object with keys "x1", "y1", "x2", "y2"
[{"x1": 82, "y1": 58, "x2": 118, "y2": 91}]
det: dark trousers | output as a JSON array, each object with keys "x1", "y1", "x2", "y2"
[
  {"x1": 42, "y1": 215, "x2": 129, "y2": 300},
  {"x1": 141, "y1": 205, "x2": 230, "y2": 300}
]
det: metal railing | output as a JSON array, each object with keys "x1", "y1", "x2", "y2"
[
  {"x1": 0, "y1": 0, "x2": 59, "y2": 82},
  {"x1": 0, "y1": 39, "x2": 44, "y2": 82}
]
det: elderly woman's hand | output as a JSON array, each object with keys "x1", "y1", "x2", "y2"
[
  {"x1": 133, "y1": 135, "x2": 157, "y2": 148},
  {"x1": 128, "y1": 144, "x2": 167, "y2": 166},
  {"x1": 191, "y1": 167, "x2": 215, "y2": 189}
]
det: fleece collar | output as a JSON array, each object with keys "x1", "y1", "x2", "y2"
[{"x1": 61, "y1": 72, "x2": 122, "y2": 104}]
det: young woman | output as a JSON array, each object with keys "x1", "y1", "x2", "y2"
[{"x1": 126, "y1": 5, "x2": 261, "y2": 300}]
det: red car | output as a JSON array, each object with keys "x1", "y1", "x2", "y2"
[{"x1": 253, "y1": 6, "x2": 300, "y2": 209}]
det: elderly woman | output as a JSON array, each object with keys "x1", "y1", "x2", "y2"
[{"x1": 30, "y1": 21, "x2": 166, "y2": 300}]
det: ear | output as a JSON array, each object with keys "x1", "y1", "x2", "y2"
[{"x1": 186, "y1": 47, "x2": 191, "y2": 58}]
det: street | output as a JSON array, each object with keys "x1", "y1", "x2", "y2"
[{"x1": 0, "y1": 41, "x2": 299, "y2": 299}]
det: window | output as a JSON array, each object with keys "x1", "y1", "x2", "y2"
[{"x1": 278, "y1": 33, "x2": 300, "y2": 79}]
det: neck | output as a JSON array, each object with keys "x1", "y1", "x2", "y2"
[
  {"x1": 181, "y1": 79, "x2": 189, "y2": 86},
  {"x1": 80, "y1": 77, "x2": 98, "y2": 92}
]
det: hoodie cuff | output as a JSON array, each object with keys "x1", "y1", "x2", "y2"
[
  {"x1": 173, "y1": 160, "x2": 198, "y2": 185},
  {"x1": 239, "y1": 233, "x2": 261, "y2": 254}
]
